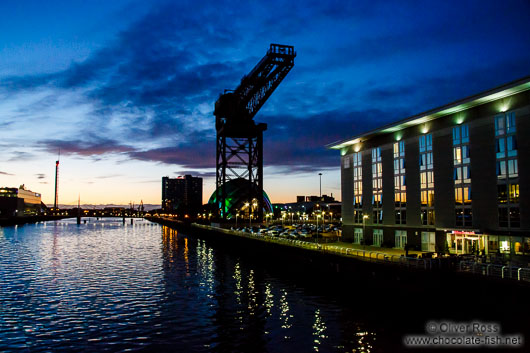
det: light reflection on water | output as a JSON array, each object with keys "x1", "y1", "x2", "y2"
[{"x1": 0, "y1": 219, "x2": 376, "y2": 352}]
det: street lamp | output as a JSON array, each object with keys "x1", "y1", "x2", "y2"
[
  {"x1": 245, "y1": 202, "x2": 250, "y2": 225},
  {"x1": 319, "y1": 172, "x2": 322, "y2": 198},
  {"x1": 236, "y1": 213, "x2": 239, "y2": 228},
  {"x1": 362, "y1": 215, "x2": 369, "y2": 249}
]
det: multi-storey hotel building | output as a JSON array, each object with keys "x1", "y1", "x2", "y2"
[{"x1": 328, "y1": 76, "x2": 530, "y2": 258}]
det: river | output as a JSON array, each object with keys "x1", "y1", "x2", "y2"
[{"x1": 0, "y1": 218, "x2": 526, "y2": 352}]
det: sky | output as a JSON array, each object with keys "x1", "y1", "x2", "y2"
[{"x1": 1, "y1": 0, "x2": 529, "y2": 206}]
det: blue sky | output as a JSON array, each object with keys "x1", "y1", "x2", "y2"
[{"x1": 1, "y1": 0, "x2": 529, "y2": 205}]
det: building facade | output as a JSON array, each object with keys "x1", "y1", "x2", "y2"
[
  {"x1": 162, "y1": 175, "x2": 203, "y2": 215},
  {"x1": 0, "y1": 186, "x2": 42, "y2": 217},
  {"x1": 329, "y1": 76, "x2": 530, "y2": 258}
]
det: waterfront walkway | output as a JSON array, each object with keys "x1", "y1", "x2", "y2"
[{"x1": 189, "y1": 223, "x2": 530, "y2": 285}]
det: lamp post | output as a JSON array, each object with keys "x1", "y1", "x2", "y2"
[
  {"x1": 362, "y1": 215, "x2": 369, "y2": 249},
  {"x1": 236, "y1": 213, "x2": 239, "y2": 228},
  {"x1": 244, "y1": 202, "x2": 250, "y2": 228},
  {"x1": 319, "y1": 172, "x2": 322, "y2": 198}
]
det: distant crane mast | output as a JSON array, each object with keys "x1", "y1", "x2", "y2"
[
  {"x1": 54, "y1": 150, "x2": 60, "y2": 214},
  {"x1": 214, "y1": 44, "x2": 295, "y2": 221}
]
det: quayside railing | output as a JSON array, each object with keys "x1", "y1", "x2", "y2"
[{"x1": 192, "y1": 224, "x2": 530, "y2": 284}]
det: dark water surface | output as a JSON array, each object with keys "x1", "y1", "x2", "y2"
[{"x1": 0, "y1": 219, "x2": 526, "y2": 352}]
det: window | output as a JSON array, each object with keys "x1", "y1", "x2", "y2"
[
  {"x1": 462, "y1": 145, "x2": 470, "y2": 164},
  {"x1": 395, "y1": 230, "x2": 407, "y2": 249},
  {"x1": 373, "y1": 229, "x2": 383, "y2": 247},
  {"x1": 496, "y1": 112, "x2": 518, "y2": 228},
  {"x1": 421, "y1": 232, "x2": 435, "y2": 252},
  {"x1": 461, "y1": 125, "x2": 469, "y2": 143},
  {"x1": 420, "y1": 133, "x2": 434, "y2": 224},
  {"x1": 395, "y1": 209, "x2": 406, "y2": 224},
  {"x1": 372, "y1": 209, "x2": 383, "y2": 224},
  {"x1": 453, "y1": 124, "x2": 472, "y2": 226},
  {"x1": 454, "y1": 147, "x2": 462, "y2": 164},
  {"x1": 496, "y1": 138, "x2": 505, "y2": 158},
  {"x1": 506, "y1": 112, "x2": 516, "y2": 134},
  {"x1": 421, "y1": 209, "x2": 435, "y2": 225},
  {"x1": 354, "y1": 228, "x2": 363, "y2": 244},
  {"x1": 498, "y1": 208, "x2": 508, "y2": 227},
  {"x1": 497, "y1": 184, "x2": 507, "y2": 203},
  {"x1": 509, "y1": 184, "x2": 519, "y2": 203},
  {"x1": 495, "y1": 115, "x2": 505, "y2": 136},
  {"x1": 496, "y1": 161, "x2": 506, "y2": 178},
  {"x1": 510, "y1": 208, "x2": 520, "y2": 228},
  {"x1": 372, "y1": 147, "x2": 381, "y2": 162},
  {"x1": 394, "y1": 141, "x2": 406, "y2": 222},
  {"x1": 354, "y1": 210, "x2": 363, "y2": 224},
  {"x1": 353, "y1": 152, "x2": 363, "y2": 209},
  {"x1": 452, "y1": 127, "x2": 461, "y2": 145},
  {"x1": 372, "y1": 147, "x2": 383, "y2": 216},
  {"x1": 508, "y1": 159, "x2": 518, "y2": 178},
  {"x1": 507, "y1": 136, "x2": 517, "y2": 157}
]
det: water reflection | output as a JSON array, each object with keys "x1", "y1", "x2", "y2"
[{"x1": 1, "y1": 220, "x2": 380, "y2": 352}]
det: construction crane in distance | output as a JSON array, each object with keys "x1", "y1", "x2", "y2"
[{"x1": 214, "y1": 44, "x2": 296, "y2": 221}]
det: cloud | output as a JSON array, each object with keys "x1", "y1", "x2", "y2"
[
  {"x1": 38, "y1": 136, "x2": 134, "y2": 156},
  {"x1": 1, "y1": 0, "x2": 529, "y2": 177},
  {"x1": 8, "y1": 151, "x2": 35, "y2": 161},
  {"x1": 0, "y1": 171, "x2": 14, "y2": 176},
  {"x1": 124, "y1": 108, "x2": 403, "y2": 173},
  {"x1": 35, "y1": 173, "x2": 46, "y2": 179},
  {"x1": 95, "y1": 174, "x2": 123, "y2": 179},
  {"x1": 174, "y1": 171, "x2": 217, "y2": 178},
  {"x1": 129, "y1": 140, "x2": 215, "y2": 169}
]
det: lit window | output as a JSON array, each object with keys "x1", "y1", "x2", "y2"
[
  {"x1": 496, "y1": 138, "x2": 506, "y2": 158},
  {"x1": 452, "y1": 126, "x2": 461, "y2": 145},
  {"x1": 506, "y1": 112, "x2": 516, "y2": 134},
  {"x1": 495, "y1": 115, "x2": 505, "y2": 136},
  {"x1": 462, "y1": 145, "x2": 470, "y2": 164},
  {"x1": 496, "y1": 161, "x2": 506, "y2": 178},
  {"x1": 461, "y1": 125, "x2": 469, "y2": 143},
  {"x1": 453, "y1": 147, "x2": 462, "y2": 164},
  {"x1": 507, "y1": 136, "x2": 517, "y2": 157},
  {"x1": 509, "y1": 184, "x2": 519, "y2": 203},
  {"x1": 508, "y1": 159, "x2": 518, "y2": 178}
]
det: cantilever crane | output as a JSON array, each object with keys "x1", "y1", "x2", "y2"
[{"x1": 215, "y1": 44, "x2": 296, "y2": 221}]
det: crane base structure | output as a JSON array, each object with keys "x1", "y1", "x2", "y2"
[{"x1": 214, "y1": 44, "x2": 295, "y2": 222}]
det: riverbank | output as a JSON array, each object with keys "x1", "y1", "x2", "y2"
[{"x1": 148, "y1": 217, "x2": 530, "y2": 290}]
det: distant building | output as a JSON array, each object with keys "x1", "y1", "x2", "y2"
[
  {"x1": 328, "y1": 76, "x2": 530, "y2": 257},
  {"x1": 162, "y1": 175, "x2": 203, "y2": 214},
  {"x1": 0, "y1": 185, "x2": 42, "y2": 217},
  {"x1": 273, "y1": 194, "x2": 341, "y2": 221}
]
